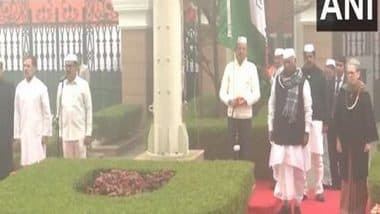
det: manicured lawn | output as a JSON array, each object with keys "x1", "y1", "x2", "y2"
[
  {"x1": 0, "y1": 159, "x2": 254, "y2": 214},
  {"x1": 369, "y1": 151, "x2": 380, "y2": 204}
]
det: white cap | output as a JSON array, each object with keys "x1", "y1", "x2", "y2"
[
  {"x1": 237, "y1": 36, "x2": 247, "y2": 44},
  {"x1": 304, "y1": 43, "x2": 315, "y2": 53},
  {"x1": 274, "y1": 48, "x2": 284, "y2": 56},
  {"x1": 326, "y1": 58, "x2": 336, "y2": 67},
  {"x1": 64, "y1": 54, "x2": 78, "y2": 63},
  {"x1": 283, "y1": 48, "x2": 296, "y2": 59}
]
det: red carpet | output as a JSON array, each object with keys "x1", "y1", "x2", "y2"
[{"x1": 248, "y1": 180, "x2": 370, "y2": 214}]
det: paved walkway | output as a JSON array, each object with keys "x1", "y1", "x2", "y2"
[{"x1": 117, "y1": 141, "x2": 146, "y2": 159}]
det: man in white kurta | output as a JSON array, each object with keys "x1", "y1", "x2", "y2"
[
  {"x1": 219, "y1": 36, "x2": 261, "y2": 160},
  {"x1": 57, "y1": 54, "x2": 92, "y2": 159},
  {"x1": 14, "y1": 56, "x2": 52, "y2": 166},
  {"x1": 268, "y1": 49, "x2": 312, "y2": 214}
]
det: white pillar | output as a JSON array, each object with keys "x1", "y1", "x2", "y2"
[
  {"x1": 112, "y1": 0, "x2": 152, "y2": 29},
  {"x1": 113, "y1": 0, "x2": 189, "y2": 157},
  {"x1": 147, "y1": 0, "x2": 189, "y2": 156}
]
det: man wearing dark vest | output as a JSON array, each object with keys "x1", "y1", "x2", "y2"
[
  {"x1": 269, "y1": 48, "x2": 312, "y2": 214},
  {"x1": 302, "y1": 43, "x2": 327, "y2": 201}
]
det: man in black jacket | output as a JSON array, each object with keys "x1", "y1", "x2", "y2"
[
  {"x1": 326, "y1": 56, "x2": 345, "y2": 189},
  {"x1": 302, "y1": 44, "x2": 327, "y2": 202}
]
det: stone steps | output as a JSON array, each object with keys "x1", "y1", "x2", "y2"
[{"x1": 88, "y1": 131, "x2": 144, "y2": 158}]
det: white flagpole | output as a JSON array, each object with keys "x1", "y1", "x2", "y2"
[{"x1": 227, "y1": 0, "x2": 232, "y2": 38}]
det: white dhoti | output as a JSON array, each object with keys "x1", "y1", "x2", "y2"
[
  {"x1": 269, "y1": 143, "x2": 310, "y2": 202},
  {"x1": 273, "y1": 163, "x2": 305, "y2": 202},
  {"x1": 63, "y1": 138, "x2": 86, "y2": 159},
  {"x1": 21, "y1": 134, "x2": 46, "y2": 166},
  {"x1": 305, "y1": 120, "x2": 324, "y2": 194}
]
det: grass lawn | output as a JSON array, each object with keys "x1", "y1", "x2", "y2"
[
  {"x1": 369, "y1": 151, "x2": 380, "y2": 204},
  {"x1": 0, "y1": 159, "x2": 254, "y2": 214}
]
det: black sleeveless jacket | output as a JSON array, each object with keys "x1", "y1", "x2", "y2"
[{"x1": 272, "y1": 76, "x2": 306, "y2": 146}]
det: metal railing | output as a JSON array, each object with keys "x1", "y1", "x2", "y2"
[{"x1": 0, "y1": 0, "x2": 122, "y2": 111}]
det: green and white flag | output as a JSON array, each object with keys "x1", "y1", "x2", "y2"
[{"x1": 218, "y1": 0, "x2": 267, "y2": 66}]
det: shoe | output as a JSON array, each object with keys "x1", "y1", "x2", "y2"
[
  {"x1": 302, "y1": 194, "x2": 308, "y2": 201},
  {"x1": 315, "y1": 193, "x2": 325, "y2": 202},
  {"x1": 294, "y1": 205, "x2": 302, "y2": 214},
  {"x1": 277, "y1": 204, "x2": 291, "y2": 214}
]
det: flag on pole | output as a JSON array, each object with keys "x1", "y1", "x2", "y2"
[
  {"x1": 218, "y1": 0, "x2": 267, "y2": 66},
  {"x1": 249, "y1": 0, "x2": 266, "y2": 38}
]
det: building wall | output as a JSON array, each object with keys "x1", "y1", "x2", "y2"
[
  {"x1": 266, "y1": 0, "x2": 293, "y2": 34},
  {"x1": 199, "y1": 43, "x2": 228, "y2": 97},
  {"x1": 294, "y1": 4, "x2": 333, "y2": 69},
  {"x1": 121, "y1": 29, "x2": 152, "y2": 107},
  {"x1": 266, "y1": 0, "x2": 294, "y2": 63}
]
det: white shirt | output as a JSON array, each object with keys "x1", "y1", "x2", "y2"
[
  {"x1": 271, "y1": 66, "x2": 284, "y2": 84},
  {"x1": 14, "y1": 77, "x2": 52, "y2": 165},
  {"x1": 79, "y1": 64, "x2": 90, "y2": 84},
  {"x1": 57, "y1": 76, "x2": 92, "y2": 141},
  {"x1": 335, "y1": 74, "x2": 344, "y2": 93},
  {"x1": 219, "y1": 58, "x2": 261, "y2": 119}
]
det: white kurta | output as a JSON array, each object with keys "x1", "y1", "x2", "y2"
[
  {"x1": 219, "y1": 58, "x2": 261, "y2": 119},
  {"x1": 304, "y1": 121, "x2": 324, "y2": 194},
  {"x1": 307, "y1": 120, "x2": 324, "y2": 154},
  {"x1": 56, "y1": 76, "x2": 92, "y2": 141},
  {"x1": 14, "y1": 77, "x2": 52, "y2": 166}
]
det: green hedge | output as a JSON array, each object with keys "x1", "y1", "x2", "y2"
[
  {"x1": 184, "y1": 102, "x2": 270, "y2": 175},
  {"x1": 93, "y1": 104, "x2": 142, "y2": 143},
  {"x1": 184, "y1": 95, "x2": 221, "y2": 118},
  {"x1": 185, "y1": 102, "x2": 267, "y2": 149},
  {"x1": 0, "y1": 159, "x2": 254, "y2": 214},
  {"x1": 369, "y1": 151, "x2": 380, "y2": 203},
  {"x1": 184, "y1": 99, "x2": 270, "y2": 177},
  {"x1": 146, "y1": 95, "x2": 270, "y2": 176}
]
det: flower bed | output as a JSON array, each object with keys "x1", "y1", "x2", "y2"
[
  {"x1": 0, "y1": 159, "x2": 254, "y2": 214},
  {"x1": 83, "y1": 169, "x2": 174, "y2": 197}
]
